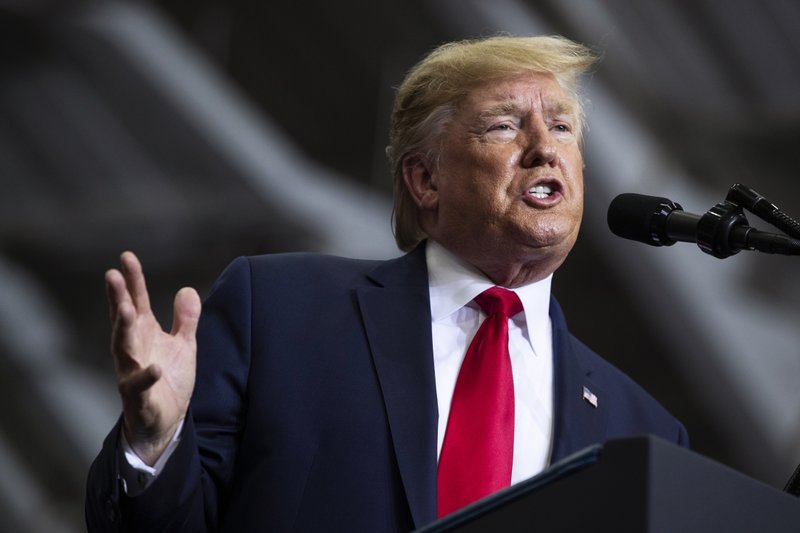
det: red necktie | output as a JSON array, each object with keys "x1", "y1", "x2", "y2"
[{"x1": 437, "y1": 287, "x2": 522, "y2": 517}]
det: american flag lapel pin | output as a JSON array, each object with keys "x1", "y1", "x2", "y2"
[{"x1": 582, "y1": 386, "x2": 598, "y2": 408}]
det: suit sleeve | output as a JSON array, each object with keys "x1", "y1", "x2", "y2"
[{"x1": 85, "y1": 257, "x2": 254, "y2": 532}]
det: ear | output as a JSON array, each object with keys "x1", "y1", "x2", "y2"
[{"x1": 402, "y1": 154, "x2": 439, "y2": 210}]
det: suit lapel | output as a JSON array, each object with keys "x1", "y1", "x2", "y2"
[
  {"x1": 354, "y1": 250, "x2": 609, "y2": 522},
  {"x1": 356, "y1": 245, "x2": 438, "y2": 528},
  {"x1": 549, "y1": 298, "x2": 610, "y2": 463}
]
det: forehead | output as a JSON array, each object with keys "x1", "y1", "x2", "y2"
[{"x1": 458, "y1": 71, "x2": 573, "y2": 115}]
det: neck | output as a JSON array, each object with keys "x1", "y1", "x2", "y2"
[
  {"x1": 429, "y1": 239, "x2": 564, "y2": 288},
  {"x1": 472, "y1": 256, "x2": 563, "y2": 288}
]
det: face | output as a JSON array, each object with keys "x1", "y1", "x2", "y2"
[{"x1": 407, "y1": 71, "x2": 585, "y2": 285}]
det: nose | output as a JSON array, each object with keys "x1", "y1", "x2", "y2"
[{"x1": 520, "y1": 121, "x2": 557, "y2": 168}]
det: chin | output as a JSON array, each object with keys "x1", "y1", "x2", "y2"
[
  {"x1": 519, "y1": 225, "x2": 580, "y2": 258},
  {"x1": 524, "y1": 221, "x2": 574, "y2": 245}
]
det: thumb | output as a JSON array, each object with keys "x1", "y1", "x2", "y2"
[
  {"x1": 119, "y1": 364, "x2": 162, "y2": 399},
  {"x1": 171, "y1": 287, "x2": 201, "y2": 340}
]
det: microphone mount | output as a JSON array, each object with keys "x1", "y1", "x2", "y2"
[
  {"x1": 696, "y1": 200, "x2": 749, "y2": 259},
  {"x1": 693, "y1": 199, "x2": 800, "y2": 259}
]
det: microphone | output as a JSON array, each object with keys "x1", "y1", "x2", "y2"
[
  {"x1": 607, "y1": 194, "x2": 693, "y2": 247},
  {"x1": 607, "y1": 193, "x2": 800, "y2": 258}
]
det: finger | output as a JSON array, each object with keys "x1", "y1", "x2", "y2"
[
  {"x1": 120, "y1": 251, "x2": 152, "y2": 314},
  {"x1": 110, "y1": 301, "x2": 139, "y2": 372},
  {"x1": 171, "y1": 287, "x2": 201, "y2": 341},
  {"x1": 105, "y1": 268, "x2": 131, "y2": 324},
  {"x1": 118, "y1": 364, "x2": 162, "y2": 401}
]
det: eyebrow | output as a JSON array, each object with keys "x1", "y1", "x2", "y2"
[{"x1": 476, "y1": 98, "x2": 577, "y2": 122}]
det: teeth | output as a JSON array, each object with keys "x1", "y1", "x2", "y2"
[{"x1": 529, "y1": 185, "x2": 553, "y2": 199}]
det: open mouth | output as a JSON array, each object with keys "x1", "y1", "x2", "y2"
[
  {"x1": 528, "y1": 184, "x2": 555, "y2": 199},
  {"x1": 526, "y1": 178, "x2": 564, "y2": 201}
]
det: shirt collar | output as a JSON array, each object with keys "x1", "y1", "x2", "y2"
[{"x1": 426, "y1": 240, "x2": 552, "y2": 329}]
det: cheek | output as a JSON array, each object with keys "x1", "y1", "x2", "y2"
[
  {"x1": 572, "y1": 170, "x2": 584, "y2": 205},
  {"x1": 559, "y1": 147, "x2": 583, "y2": 176},
  {"x1": 439, "y1": 165, "x2": 502, "y2": 207}
]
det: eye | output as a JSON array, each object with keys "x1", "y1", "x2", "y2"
[
  {"x1": 548, "y1": 114, "x2": 576, "y2": 136},
  {"x1": 480, "y1": 121, "x2": 519, "y2": 143}
]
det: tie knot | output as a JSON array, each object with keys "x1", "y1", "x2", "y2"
[{"x1": 474, "y1": 287, "x2": 522, "y2": 318}]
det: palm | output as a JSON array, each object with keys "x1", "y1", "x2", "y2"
[
  {"x1": 107, "y1": 252, "x2": 201, "y2": 463},
  {"x1": 123, "y1": 308, "x2": 195, "y2": 430}
]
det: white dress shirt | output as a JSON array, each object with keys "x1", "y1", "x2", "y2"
[{"x1": 427, "y1": 241, "x2": 554, "y2": 484}]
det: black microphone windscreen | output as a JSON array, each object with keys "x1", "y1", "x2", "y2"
[{"x1": 607, "y1": 193, "x2": 681, "y2": 246}]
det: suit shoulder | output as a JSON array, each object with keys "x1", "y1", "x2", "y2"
[
  {"x1": 563, "y1": 329, "x2": 688, "y2": 445},
  {"x1": 247, "y1": 252, "x2": 379, "y2": 270},
  {"x1": 551, "y1": 297, "x2": 675, "y2": 413},
  {"x1": 570, "y1": 334, "x2": 664, "y2": 406},
  {"x1": 247, "y1": 252, "x2": 381, "y2": 283},
  {"x1": 207, "y1": 253, "x2": 386, "y2": 297}
]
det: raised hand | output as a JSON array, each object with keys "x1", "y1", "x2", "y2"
[{"x1": 105, "y1": 251, "x2": 201, "y2": 465}]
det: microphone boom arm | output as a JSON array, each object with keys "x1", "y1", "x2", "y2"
[{"x1": 726, "y1": 183, "x2": 800, "y2": 240}]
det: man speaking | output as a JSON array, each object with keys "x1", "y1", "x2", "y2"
[{"x1": 86, "y1": 34, "x2": 687, "y2": 532}]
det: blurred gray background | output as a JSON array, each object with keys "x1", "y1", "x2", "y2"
[{"x1": 1, "y1": 0, "x2": 799, "y2": 530}]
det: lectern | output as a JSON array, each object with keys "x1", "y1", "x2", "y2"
[{"x1": 418, "y1": 436, "x2": 800, "y2": 532}]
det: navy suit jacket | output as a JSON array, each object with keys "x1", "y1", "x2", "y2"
[{"x1": 86, "y1": 243, "x2": 688, "y2": 532}]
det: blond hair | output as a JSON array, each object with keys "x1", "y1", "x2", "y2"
[{"x1": 387, "y1": 35, "x2": 599, "y2": 252}]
